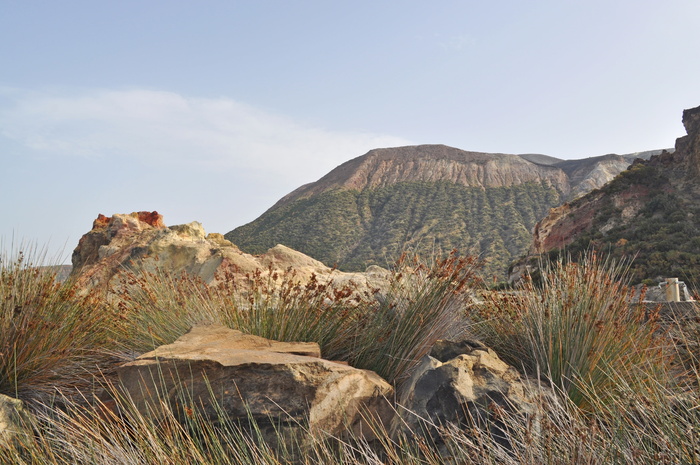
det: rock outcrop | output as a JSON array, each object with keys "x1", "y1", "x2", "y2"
[
  {"x1": 524, "y1": 104, "x2": 700, "y2": 283},
  {"x1": 0, "y1": 394, "x2": 34, "y2": 448},
  {"x1": 109, "y1": 325, "x2": 393, "y2": 448},
  {"x1": 70, "y1": 211, "x2": 388, "y2": 292},
  {"x1": 555, "y1": 154, "x2": 637, "y2": 200},
  {"x1": 395, "y1": 338, "x2": 535, "y2": 448}
]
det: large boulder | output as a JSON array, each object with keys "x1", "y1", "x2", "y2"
[
  {"x1": 110, "y1": 325, "x2": 393, "y2": 449},
  {"x1": 396, "y1": 338, "x2": 536, "y2": 447},
  {"x1": 70, "y1": 211, "x2": 389, "y2": 294}
]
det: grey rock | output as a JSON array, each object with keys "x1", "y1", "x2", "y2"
[
  {"x1": 0, "y1": 394, "x2": 34, "y2": 448},
  {"x1": 396, "y1": 340, "x2": 535, "y2": 448}
]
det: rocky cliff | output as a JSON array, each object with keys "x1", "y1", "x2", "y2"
[
  {"x1": 527, "y1": 104, "x2": 700, "y2": 283},
  {"x1": 227, "y1": 145, "x2": 657, "y2": 278},
  {"x1": 70, "y1": 211, "x2": 387, "y2": 292},
  {"x1": 275, "y1": 145, "x2": 571, "y2": 207}
]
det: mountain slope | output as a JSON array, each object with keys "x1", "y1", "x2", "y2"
[
  {"x1": 273, "y1": 145, "x2": 570, "y2": 207},
  {"x1": 528, "y1": 105, "x2": 700, "y2": 284},
  {"x1": 226, "y1": 144, "x2": 653, "y2": 278}
]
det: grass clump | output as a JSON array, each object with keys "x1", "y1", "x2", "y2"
[
  {"x1": 338, "y1": 252, "x2": 481, "y2": 384},
  {"x1": 474, "y1": 251, "x2": 667, "y2": 411},
  {"x1": 108, "y1": 266, "x2": 364, "y2": 358},
  {"x1": 0, "y1": 245, "x2": 110, "y2": 401},
  {"x1": 111, "y1": 251, "x2": 480, "y2": 386},
  {"x1": 5, "y1": 370, "x2": 699, "y2": 465},
  {"x1": 4, "y1": 242, "x2": 700, "y2": 464}
]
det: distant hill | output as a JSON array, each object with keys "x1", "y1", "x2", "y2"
[
  {"x1": 226, "y1": 144, "x2": 665, "y2": 278},
  {"x1": 525, "y1": 106, "x2": 700, "y2": 284}
]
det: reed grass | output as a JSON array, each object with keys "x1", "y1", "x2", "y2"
[
  {"x1": 474, "y1": 252, "x2": 667, "y2": 412},
  {"x1": 110, "y1": 252, "x2": 480, "y2": 386},
  {"x1": 2, "y1": 245, "x2": 700, "y2": 464},
  {"x1": 337, "y1": 252, "x2": 481, "y2": 385},
  {"x1": 4, "y1": 365, "x2": 698, "y2": 465},
  {"x1": 0, "y1": 245, "x2": 110, "y2": 401}
]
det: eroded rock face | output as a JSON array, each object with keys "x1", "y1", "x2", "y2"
[
  {"x1": 679, "y1": 105, "x2": 700, "y2": 178},
  {"x1": 527, "y1": 104, "x2": 700, "y2": 274},
  {"x1": 111, "y1": 325, "x2": 393, "y2": 448},
  {"x1": 273, "y1": 145, "x2": 572, "y2": 207},
  {"x1": 395, "y1": 339, "x2": 535, "y2": 447},
  {"x1": 70, "y1": 211, "x2": 389, "y2": 292}
]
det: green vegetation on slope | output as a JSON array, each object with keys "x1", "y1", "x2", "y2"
[
  {"x1": 551, "y1": 162, "x2": 700, "y2": 284},
  {"x1": 226, "y1": 181, "x2": 562, "y2": 278}
]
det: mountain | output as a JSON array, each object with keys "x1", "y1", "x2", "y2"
[
  {"x1": 526, "y1": 105, "x2": 700, "y2": 284},
  {"x1": 226, "y1": 145, "x2": 663, "y2": 278}
]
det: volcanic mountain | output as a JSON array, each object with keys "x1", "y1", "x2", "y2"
[
  {"x1": 226, "y1": 145, "x2": 660, "y2": 278},
  {"x1": 527, "y1": 104, "x2": 700, "y2": 283}
]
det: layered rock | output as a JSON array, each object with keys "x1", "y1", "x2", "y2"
[
  {"x1": 274, "y1": 145, "x2": 571, "y2": 206},
  {"x1": 110, "y1": 325, "x2": 393, "y2": 448},
  {"x1": 525, "y1": 104, "x2": 700, "y2": 283},
  {"x1": 555, "y1": 154, "x2": 637, "y2": 200},
  {"x1": 70, "y1": 211, "x2": 388, "y2": 292}
]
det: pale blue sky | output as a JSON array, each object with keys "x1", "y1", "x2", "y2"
[{"x1": 2, "y1": 1, "x2": 700, "y2": 263}]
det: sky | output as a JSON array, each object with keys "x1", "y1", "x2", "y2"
[{"x1": 2, "y1": 1, "x2": 700, "y2": 264}]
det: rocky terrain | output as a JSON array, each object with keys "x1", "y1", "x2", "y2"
[
  {"x1": 226, "y1": 144, "x2": 661, "y2": 278},
  {"x1": 524, "y1": 105, "x2": 700, "y2": 283},
  {"x1": 2, "y1": 113, "x2": 698, "y2": 464},
  {"x1": 70, "y1": 211, "x2": 389, "y2": 293}
]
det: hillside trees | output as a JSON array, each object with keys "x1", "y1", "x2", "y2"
[{"x1": 227, "y1": 181, "x2": 562, "y2": 278}]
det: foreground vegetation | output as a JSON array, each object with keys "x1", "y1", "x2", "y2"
[{"x1": 1, "y1": 246, "x2": 699, "y2": 464}]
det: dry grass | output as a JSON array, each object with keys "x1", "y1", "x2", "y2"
[
  {"x1": 0, "y1": 246, "x2": 112, "y2": 402},
  {"x1": 2, "y1": 246, "x2": 700, "y2": 464},
  {"x1": 473, "y1": 252, "x2": 668, "y2": 412},
  {"x1": 109, "y1": 251, "x2": 480, "y2": 385}
]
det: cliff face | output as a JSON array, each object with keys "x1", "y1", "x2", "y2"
[
  {"x1": 528, "y1": 104, "x2": 700, "y2": 283},
  {"x1": 70, "y1": 211, "x2": 387, "y2": 293},
  {"x1": 678, "y1": 106, "x2": 700, "y2": 179},
  {"x1": 275, "y1": 145, "x2": 571, "y2": 208},
  {"x1": 555, "y1": 154, "x2": 636, "y2": 200},
  {"x1": 227, "y1": 145, "x2": 652, "y2": 278}
]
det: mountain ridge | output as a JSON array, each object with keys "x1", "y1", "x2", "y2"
[
  {"x1": 272, "y1": 145, "x2": 570, "y2": 210},
  {"x1": 227, "y1": 144, "x2": 667, "y2": 278}
]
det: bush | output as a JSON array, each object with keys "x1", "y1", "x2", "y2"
[
  {"x1": 473, "y1": 252, "x2": 667, "y2": 412},
  {"x1": 0, "y1": 246, "x2": 110, "y2": 401}
]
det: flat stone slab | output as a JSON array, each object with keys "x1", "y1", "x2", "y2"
[
  {"x1": 113, "y1": 325, "x2": 392, "y2": 448},
  {"x1": 135, "y1": 324, "x2": 322, "y2": 363}
]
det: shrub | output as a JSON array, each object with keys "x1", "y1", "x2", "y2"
[
  {"x1": 0, "y1": 246, "x2": 110, "y2": 401},
  {"x1": 338, "y1": 252, "x2": 482, "y2": 385},
  {"x1": 474, "y1": 252, "x2": 667, "y2": 412}
]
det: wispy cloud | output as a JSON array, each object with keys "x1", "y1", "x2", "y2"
[
  {"x1": 437, "y1": 33, "x2": 477, "y2": 52},
  {"x1": 0, "y1": 87, "x2": 411, "y2": 178}
]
